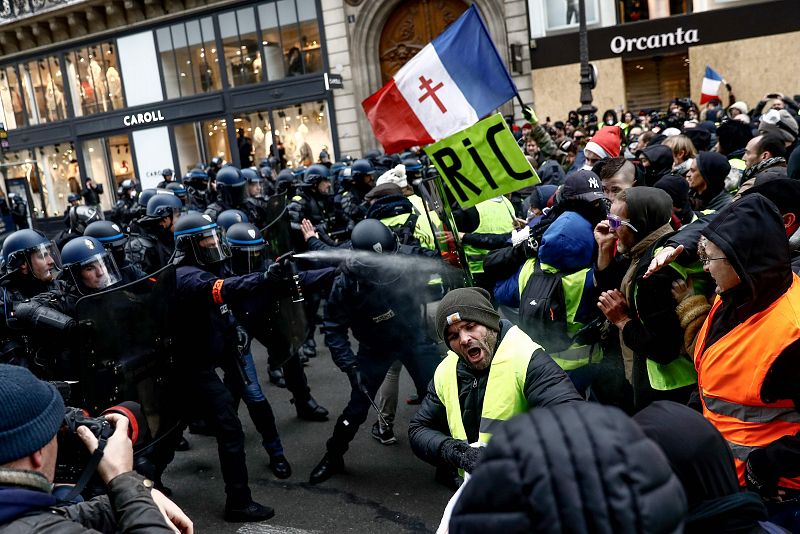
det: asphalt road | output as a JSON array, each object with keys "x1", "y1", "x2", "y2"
[{"x1": 162, "y1": 333, "x2": 453, "y2": 533}]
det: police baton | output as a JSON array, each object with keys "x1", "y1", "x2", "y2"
[{"x1": 358, "y1": 382, "x2": 391, "y2": 429}]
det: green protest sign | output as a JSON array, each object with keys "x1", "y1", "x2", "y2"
[{"x1": 423, "y1": 113, "x2": 539, "y2": 209}]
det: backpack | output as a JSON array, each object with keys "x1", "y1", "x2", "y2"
[{"x1": 518, "y1": 261, "x2": 573, "y2": 353}]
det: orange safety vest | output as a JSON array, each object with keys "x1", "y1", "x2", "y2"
[{"x1": 695, "y1": 274, "x2": 800, "y2": 489}]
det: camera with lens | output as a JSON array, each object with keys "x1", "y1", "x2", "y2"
[{"x1": 55, "y1": 400, "x2": 145, "y2": 484}]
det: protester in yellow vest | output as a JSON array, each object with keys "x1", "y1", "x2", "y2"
[
  {"x1": 408, "y1": 287, "x2": 581, "y2": 482},
  {"x1": 692, "y1": 194, "x2": 800, "y2": 523}
]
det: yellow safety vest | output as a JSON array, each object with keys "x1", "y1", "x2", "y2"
[
  {"x1": 380, "y1": 212, "x2": 435, "y2": 250},
  {"x1": 434, "y1": 325, "x2": 538, "y2": 449},
  {"x1": 462, "y1": 197, "x2": 515, "y2": 274}
]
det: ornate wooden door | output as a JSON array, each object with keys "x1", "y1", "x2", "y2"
[{"x1": 379, "y1": 0, "x2": 469, "y2": 84}]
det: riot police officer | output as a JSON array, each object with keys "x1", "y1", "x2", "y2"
[
  {"x1": 85, "y1": 220, "x2": 147, "y2": 284},
  {"x1": 340, "y1": 159, "x2": 375, "y2": 226},
  {"x1": 206, "y1": 156, "x2": 224, "y2": 182},
  {"x1": 125, "y1": 193, "x2": 181, "y2": 275},
  {"x1": 172, "y1": 212, "x2": 287, "y2": 522},
  {"x1": 205, "y1": 165, "x2": 250, "y2": 222},
  {"x1": 111, "y1": 179, "x2": 138, "y2": 225},
  {"x1": 8, "y1": 193, "x2": 28, "y2": 230},
  {"x1": 129, "y1": 188, "x2": 158, "y2": 228},
  {"x1": 156, "y1": 168, "x2": 175, "y2": 188},
  {"x1": 217, "y1": 209, "x2": 248, "y2": 232},
  {"x1": 240, "y1": 167, "x2": 270, "y2": 228},
  {"x1": 225, "y1": 222, "x2": 331, "y2": 420},
  {"x1": 275, "y1": 168, "x2": 298, "y2": 196},
  {"x1": 166, "y1": 181, "x2": 190, "y2": 212},
  {"x1": 183, "y1": 168, "x2": 211, "y2": 211}
]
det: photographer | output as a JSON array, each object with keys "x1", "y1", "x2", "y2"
[{"x1": 0, "y1": 364, "x2": 192, "y2": 533}]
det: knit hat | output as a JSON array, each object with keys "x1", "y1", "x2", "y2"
[
  {"x1": 695, "y1": 151, "x2": 731, "y2": 194},
  {"x1": 0, "y1": 364, "x2": 65, "y2": 464},
  {"x1": 759, "y1": 109, "x2": 798, "y2": 143},
  {"x1": 728, "y1": 101, "x2": 749, "y2": 116},
  {"x1": 375, "y1": 164, "x2": 408, "y2": 189},
  {"x1": 685, "y1": 128, "x2": 712, "y2": 151},
  {"x1": 584, "y1": 126, "x2": 621, "y2": 160},
  {"x1": 435, "y1": 287, "x2": 500, "y2": 341}
]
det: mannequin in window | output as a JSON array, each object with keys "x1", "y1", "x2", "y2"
[
  {"x1": 89, "y1": 58, "x2": 108, "y2": 112},
  {"x1": 199, "y1": 60, "x2": 214, "y2": 92},
  {"x1": 287, "y1": 47, "x2": 303, "y2": 77},
  {"x1": 106, "y1": 65, "x2": 122, "y2": 108},
  {"x1": 44, "y1": 75, "x2": 64, "y2": 122}
]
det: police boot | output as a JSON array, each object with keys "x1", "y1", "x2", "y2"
[
  {"x1": 269, "y1": 455, "x2": 292, "y2": 480},
  {"x1": 268, "y1": 367, "x2": 286, "y2": 388},
  {"x1": 301, "y1": 339, "x2": 317, "y2": 358},
  {"x1": 309, "y1": 453, "x2": 344, "y2": 485},
  {"x1": 224, "y1": 500, "x2": 275, "y2": 523},
  {"x1": 293, "y1": 396, "x2": 329, "y2": 421}
]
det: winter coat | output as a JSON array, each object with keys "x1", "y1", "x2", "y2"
[
  {"x1": 0, "y1": 470, "x2": 174, "y2": 533},
  {"x1": 407, "y1": 320, "x2": 581, "y2": 467},
  {"x1": 642, "y1": 144, "x2": 675, "y2": 186},
  {"x1": 449, "y1": 402, "x2": 687, "y2": 533}
]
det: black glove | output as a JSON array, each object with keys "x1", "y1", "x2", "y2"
[
  {"x1": 745, "y1": 449, "x2": 779, "y2": 499},
  {"x1": 235, "y1": 325, "x2": 251, "y2": 355},
  {"x1": 523, "y1": 236, "x2": 538, "y2": 259},
  {"x1": 440, "y1": 439, "x2": 485, "y2": 474},
  {"x1": 264, "y1": 261, "x2": 288, "y2": 283},
  {"x1": 346, "y1": 366, "x2": 365, "y2": 393}
]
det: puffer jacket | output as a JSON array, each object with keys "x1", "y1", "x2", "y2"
[
  {"x1": 449, "y1": 402, "x2": 687, "y2": 534},
  {"x1": 407, "y1": 320, "x2": 581, "y2": 466},
  {"x1": 0, "y1": 470, "x2": 174, "y2": 533}
]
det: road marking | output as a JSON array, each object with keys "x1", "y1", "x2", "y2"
[{"x1": 237, "y1": 525, "x2": 320, "y2": 534}]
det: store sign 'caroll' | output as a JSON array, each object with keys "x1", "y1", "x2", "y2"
[
  {"x1": 610, "y1": 27, "x2": 699, "y2": 55},
  {"x1": 123, "y1": 110, "x2": 165, "y2": 127}
]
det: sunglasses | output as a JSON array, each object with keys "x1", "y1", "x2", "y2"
[
  {"x1": 699, "y1": 254, "x2": 727, "y2": 265},
  {"x1": 607, "y1": 214, "x2": 638, "y2": 233}
]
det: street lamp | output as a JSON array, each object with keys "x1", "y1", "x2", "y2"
[{"x1": 577, "y1": 0, "x2": 597, "y2": 120}]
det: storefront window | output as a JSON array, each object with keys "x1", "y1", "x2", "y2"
[
  {"x1": 174, "y1": 121, "x2": 204, "y2": 175},
  {"x1": 64, "y1": 42, "x2": 125, "y2": 117},
  {"x1": 0, "y1": 66, "x2": 25, "y2": 130},
  {"x1": 81, "y1": 138, "x2": 115, "y2": 212},
  {"x1": 0, "y1": 151, "x2": 46, "y2": 219},
  {"x1": 220, "y1": 7, "x2": 263, "y2": 87},
  {"x1": 232, "y1": 111, "x2": 274, "y2": 166},
  {"x1": 107, "y1": 135, "x2": 134, "y2": 190},
  {"x1": 203, "y1": 118, "x2": 232, "y2": 164},
  {"x1": 33, "y1": 144, "x2": 82, "y2": 217},
  {"x1": 157, "y1": 17, "x2": 221, "y2": 100},
  {"x1": 272, "y1": 100, "x2": 332, "y2": 168},
  {"x1": 20, "y1": 56, "x2": 67, "y2": 125},
  {"x1": 258, "y1": 0, "x2": 323, "y2": 80},
  {"x1": 618, "y1": 0, "x2": 691, "y2": 23}
]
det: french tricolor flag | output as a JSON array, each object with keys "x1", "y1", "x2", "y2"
[
  {"x1": 699, "y1": 65, "x2": 724, "y2": 105},
  {"x1": 362, "y1": 5, "x2": 518, "y2": 154}
]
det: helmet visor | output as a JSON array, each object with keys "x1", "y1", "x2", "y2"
[
  {"x1": 25, "y1": 242, "x2": 62, "y2": 282},
  {"x1": 189, "y1": 227, "x2": 231, "y2": 265},
  {"x1": 248, "y1": 181, "x2": 265, "y2": 198},
  {"x1": 230, "y1": 244, "x2": 266, "y2": 274},
  {"x1": 70, "y1": 253, "x2": 121, "y2": 294}
]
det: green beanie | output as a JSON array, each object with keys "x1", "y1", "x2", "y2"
[{"x1": 435, "y1": 287, "x2": 501, "y2": 341}]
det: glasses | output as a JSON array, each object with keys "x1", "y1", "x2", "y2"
[
  {"x1": 699, "y1": 254, "x2": 727, "y2": 265},
  {"x1": 607, "y1": 214, "x2": 638, "y2": 233}
]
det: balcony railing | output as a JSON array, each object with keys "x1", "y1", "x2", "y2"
[{"x1": 0, "y1": 0, "x2": 83, "y2": 23}]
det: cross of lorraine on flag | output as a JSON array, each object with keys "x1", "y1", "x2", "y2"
[
  {"x1": 699, "y1": 65, "x2": 724, "y2": 105},
  {"x1": 362, "y1": 5, "x2": 518, "y2": 154}
]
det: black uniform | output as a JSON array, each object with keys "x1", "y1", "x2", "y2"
[{"x1": 125, "y1": 224, "x2": 175, "y2": 275}]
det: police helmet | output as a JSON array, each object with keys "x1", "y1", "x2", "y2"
[
  {"x1": 184, "y1": 169, "x2": 210, "y2": 191},
  {"x1": 215, "y1": 165, "x2": 248, "y2": 206},
  {"x1": 137, "y1": 188, "x2": 158, "y2": 208},
  {"x1": 61, "y1": 236, "x2": 121, "y2": 294},
  {"x1": 350, "y1": 218, "x2": 398, "y2": 254},
  {"x1": 217, "y1": 209, "x2": 249, "y2": 231},
  {"x1": 304, "y1": 164, "x2": 331, "y2": 186},
  {"x1": 173, "y1": 212, "x2": 230, "y2": 266},
  {"x1": 351, "y1": 159, "x2": 375, "y2": 177},
  {"x1": 161, "y1": 168, "x2": 174, "y2": 178},
  {"x1": 1, "y1": 229, "x2": 62, "y2": 280},
  {"x1": 146, "y1": 193, "x2": 183, "y2": 219},
  {"x1": 118, "y1": 179, "x2": 135, "y2": 193},
  {"x1": 208, "y1": 156, "x2": 224, "y2": 170},
  {"x1": 226, "y1": 222, "x2": 266, "y2": 274},
  {"x1": 402, "y1": 157, "x2": 423, "y2": 173},
  {"x1": 67, "y1": 193, "x2": 81, "y2": 204},
  {"x1": 258, "y1": 158, "x2": 271, "y2": 169},
  {"x1": 165, "y1": 181, "x2": 188, "y2": 201},
  {"x1": 364, "y1": 149, "x2": 382, "y2": 161},
  {"x1": 70, "y1": 205, "x2": 103, "y2": 234},
  {"x1": 276, "y1": 169, "x2": 297, "y2": 194},
  {"x1": 84, "y1": 220, "x2": 128, "y2": 249},
  {"x1": 319, "y1": 150, "x2": 330, "y2": 162}
]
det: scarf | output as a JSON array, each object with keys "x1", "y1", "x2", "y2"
[
  {"x1": 741, "y1": 156, "x2": 787, "y2": 182},
  {"x1": 618, "y1": 223, "x2": 674, "y2": 382}
]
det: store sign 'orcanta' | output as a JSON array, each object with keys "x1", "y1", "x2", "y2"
[
  {"x1": 609, "y1": 27, "x2": 699, "y2": 54},
  {"x1": 123, "y1": 110, "x2": 165, "y2": 127}
]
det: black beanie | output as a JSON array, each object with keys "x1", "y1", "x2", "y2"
[
  {"x1": 435, "y1": 287, "x2": 501, "y2": 341},
  {"x1": 696, "y1": 151, "x2": 731, "y2": 196}
]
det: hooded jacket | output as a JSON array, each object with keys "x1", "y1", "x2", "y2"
[
  {"x1": 449, "y1": 402, "x2": 687, "y2": 534},
  {"x1": 635, "y1": 401, "x2": 773, "y2": 534},
  {"x1": 693, "y1": 151, "x2": 733, "y2": 212},
  {"x1": 408, "y1": 320, "x2": 580, "y2": 467},
  {"x1": 642, "y1": 144, "x2": 675, "y2": 186}
]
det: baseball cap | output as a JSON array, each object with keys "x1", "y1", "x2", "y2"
[{"x1": 561, "y1": 169, "x2": 605, "y2": 202}]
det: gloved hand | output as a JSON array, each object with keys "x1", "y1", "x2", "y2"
[
  {"x1": 440, "y1": 439, "x2": 485, "y2": 474},
  {"x1": 745, "y1": 449, "x2": 779, "y2": 499},
  {"x1": 521, "y1": 105, "x2": 538, "y2": 126},
  {"x1": 235, "y1": 325, "x2": 251, "y2": 355},
  {"x1": 264, "y1": 261, "x2": 288, "y2": 283},
  {"x1": 346, "y1": 366, "x2": 365, "y2": 393}
]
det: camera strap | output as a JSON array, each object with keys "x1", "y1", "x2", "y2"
[{"x1": 59, "y1": 434, "x2": 109, "y2": 504}]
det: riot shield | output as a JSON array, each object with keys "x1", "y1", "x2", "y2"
[
  {"x1": 73, "y1": 264, "x2": 180, "y2": 447},
  {"x1": 260, "y1": 192, "x2": 292, "y2": 259}
]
